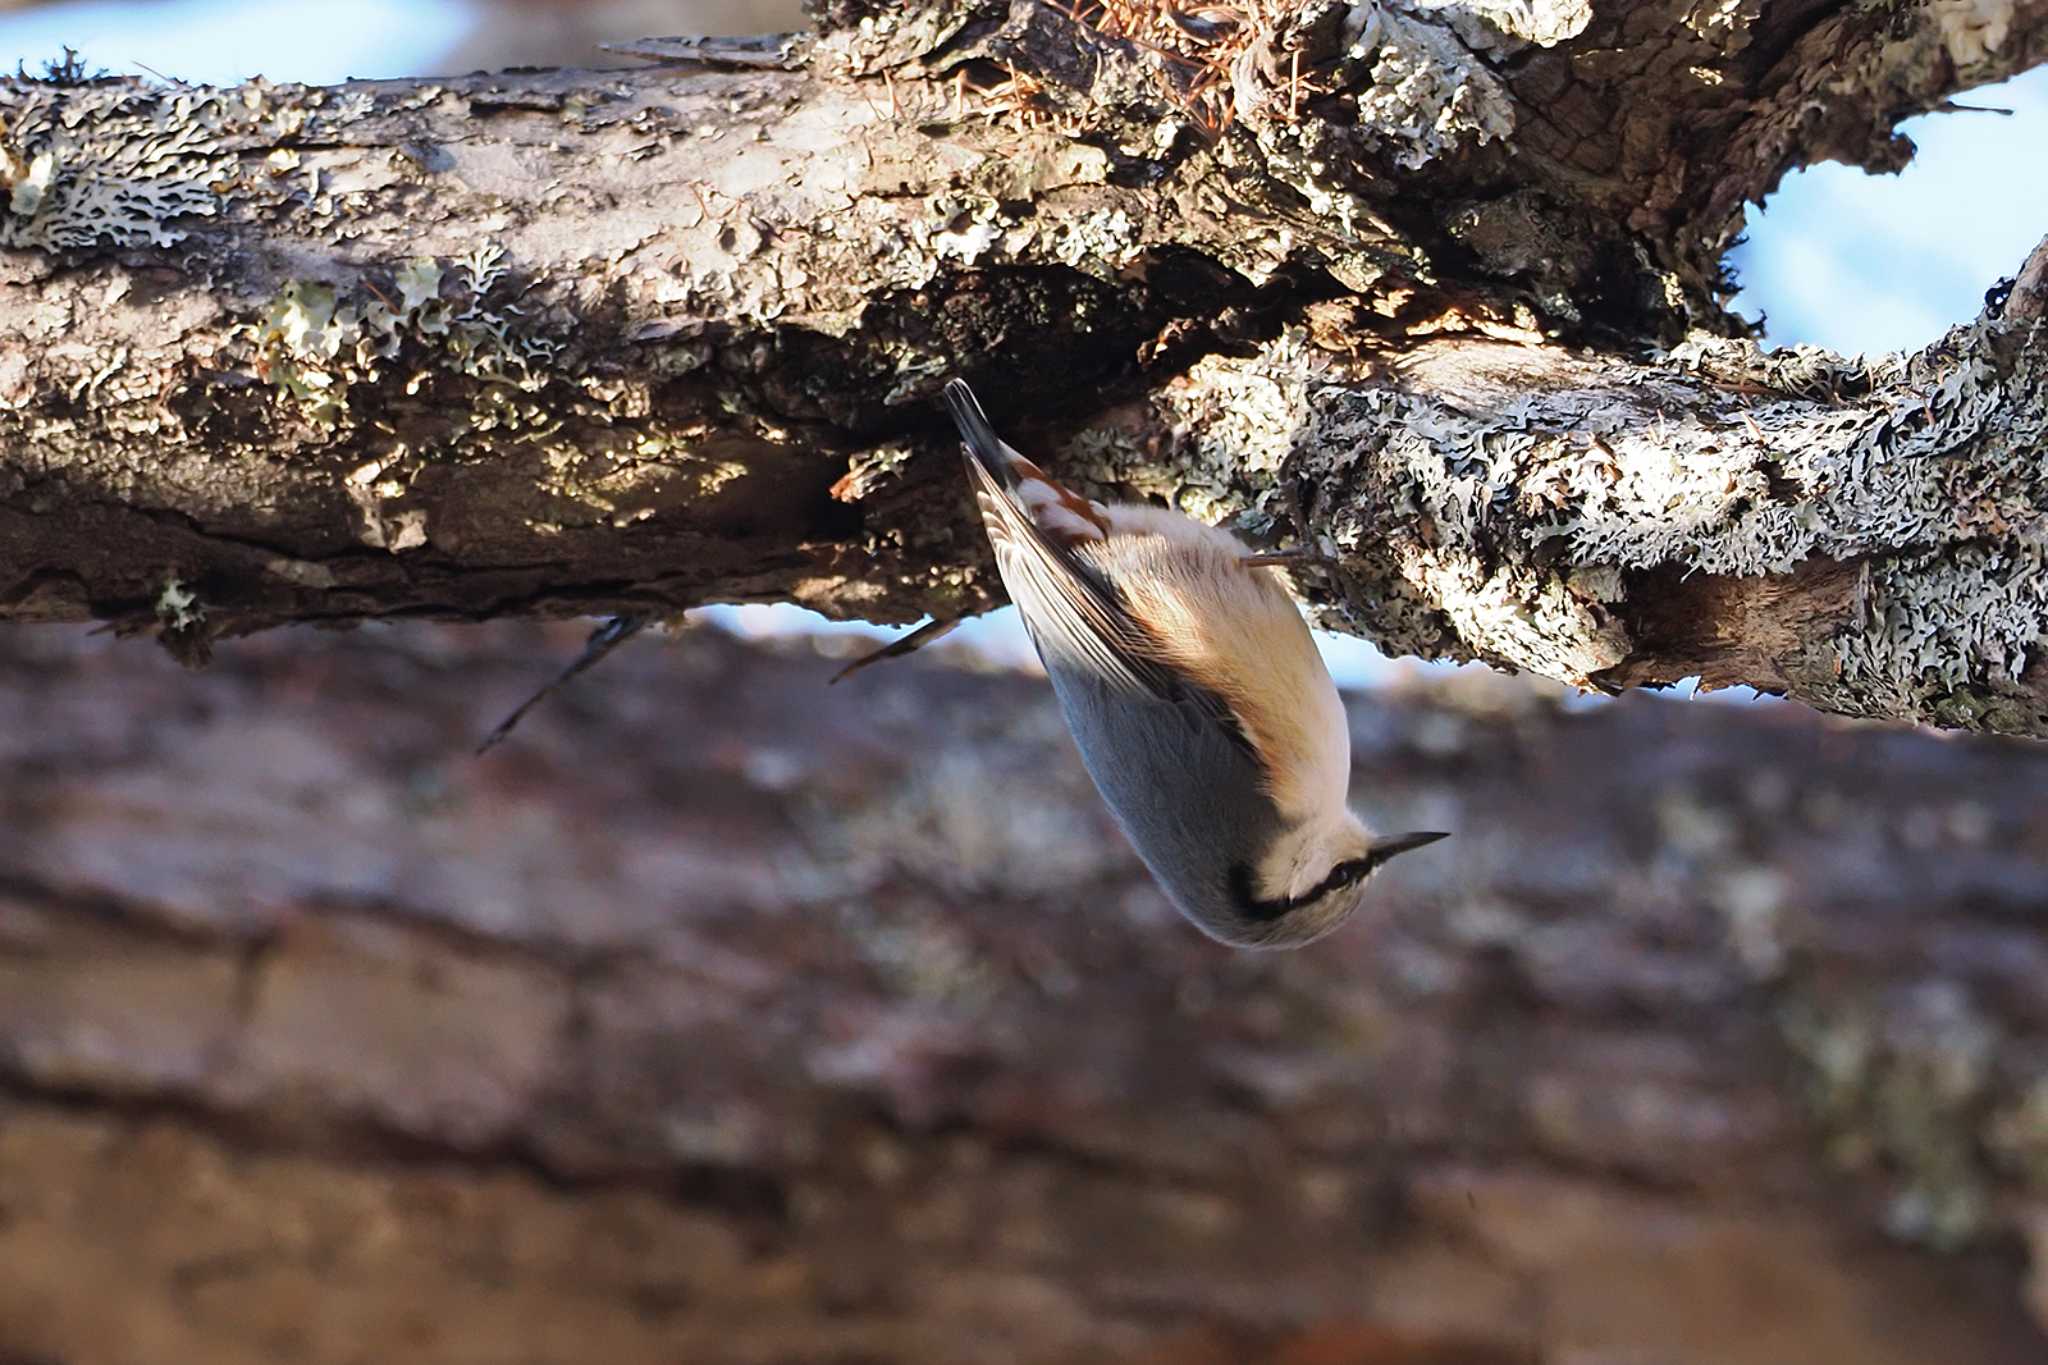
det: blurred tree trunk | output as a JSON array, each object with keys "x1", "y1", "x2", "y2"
[
  {"x1": 2, "y1": 1, "x2": 2046, "y2": 735},
  {"x1": 0, "y1": 624, "x2": 2046, "y2": 1364}
]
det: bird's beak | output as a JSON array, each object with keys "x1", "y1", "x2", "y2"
[{"x1": 1367, "y1": 830, "x2": 1451, "y2": 868}]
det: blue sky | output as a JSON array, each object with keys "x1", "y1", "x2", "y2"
[
  {"x1": 1728, "y1": 71, "x2": 2048, "y2": 353},
  {"x1": 3, "y1": 0, "x2": 477, "y2": 85},
  {"x1": 6, "y1": 4, "x2": 2043, "y2": 687}
]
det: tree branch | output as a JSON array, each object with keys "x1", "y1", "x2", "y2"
[
  {"x1": 1278, "y1": 311, "x2": 2048, "y2": 735},
  {"x1": 0, "y1": 0, "x2": 2045, "y2": 732}
]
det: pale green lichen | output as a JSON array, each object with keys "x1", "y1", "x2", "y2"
[
  {"x1": 1781, "y1": 984, "x2": 2002, "y2": 1251},
  {"x1": 153, "y1": 575, "x2": 204, "y2": 630},
  {"x1": 393, "y1": 257, "x2": 444, "y2": 313},
  {"x1": 1304, "y1": 369, "x2": 1620, "y2": 673},
  {"x1": 928, "y1": 194, "x2": 1004, "y2": 265},
  {"x1": 242, "y1": 243, "x2": 560, "y2": 424},
  {"x1": 1292, "y1": 317, "x2": 2047, "y2": 723},
  {"x1": 1221, "y1": 0, "x2": 1521, "y2": 272},
  {"x1": 1932, "y1": 0, "x2": 2017, "y2": 65},
  {"x1": 1401, "y1": 0, "x2": 1597, "y2": 50},
  {"x1": 0, "y1": 84, "x2": 232, "y2": 252},
  {"x1": 4, "y1": 151, "x2": 54, "y2": 216},
  {"x1": 1828, "y1": 541, "x2": 2048, "y2": 711},
  {"x1": 833, "y1": 440, "x2": 921, "y2": 503},
  {"x1": 1021, "y1": 206, "x2": 1143, "y2": 273},
  {"x1": 1055, "y1": 332, "x2": 1313, "y2": 534},
  {"x1": 1630, "y1": 331, "x2": 2045, "y2": 724},
  {"x1": 246, "y1": 280, "x2": 352, "y2": 422},
  {"x1": 1161, "y1": 336, "x2": 1318, "y2": 492},
  {"x1": 1343, "y1": 4, "x2": 1517, "y2": 170},
  {"x1": 1392, "y1": 544, "x2": 1627, "y2": 682},
  {"x1": 1677, "y1": 0, "x2": 1766, "y2": 51}
]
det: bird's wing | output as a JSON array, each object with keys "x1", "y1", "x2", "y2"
[{"x1": 962, "y1": 452, "x2": 1255, "y2": 758}]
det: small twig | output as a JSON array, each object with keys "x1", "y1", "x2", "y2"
[
  {"x1": 828, "y1": 617, "x2": 965, "y2": 685},
  {"x1": 475, "y1": 615, "x2": 649, "y2": 755},
  {"x1": 1242, "y1": 549, "x2": 1330, "y2": 569}
]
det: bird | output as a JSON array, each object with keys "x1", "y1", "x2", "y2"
[{"x1": 878, "y1": 378, "x2": 1449, "y2": 949}]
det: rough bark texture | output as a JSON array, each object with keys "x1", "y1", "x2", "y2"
[
  {"x1": 1, "y1": 0, "x2": 2045, "y2": 734},
  {"x1": 1, "y1": 623, "x2": 2047, "y2": 1363}
]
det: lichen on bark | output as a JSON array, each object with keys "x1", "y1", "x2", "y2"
[{"x1": 0, "y1": 0, "x2": 2044, "y2": 731}]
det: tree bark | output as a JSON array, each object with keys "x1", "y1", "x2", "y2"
[
  {"x1": 2, "y1": 623, "x2": 2047, "y2": 1363},
  {"x1": 1, "y1": 0, "x2": 2046, "y2": 735}
]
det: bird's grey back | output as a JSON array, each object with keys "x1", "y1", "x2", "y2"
[{"x1": 1044, "y1": 659, "x2": 1284, "y2": 936}]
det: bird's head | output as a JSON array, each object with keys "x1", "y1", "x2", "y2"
[{"x1": 1220, "y1": 812, "x2": 1447, "y2": 949}]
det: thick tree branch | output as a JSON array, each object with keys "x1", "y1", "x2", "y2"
[
  {"x1": 0, "y1": 0, "x2": 2045, "y2": 732},
  {"x1": 1279, "y1": 316, "x2": 2048, "y2": 735}
]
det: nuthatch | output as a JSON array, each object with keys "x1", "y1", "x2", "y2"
[{"x1": 938, "y1": 378, "x2": 1447, "y2": 949}]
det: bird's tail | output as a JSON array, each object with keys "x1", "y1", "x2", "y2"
[{"x1": 943, "y1": 379, "x2": 1017, "y2": 486}]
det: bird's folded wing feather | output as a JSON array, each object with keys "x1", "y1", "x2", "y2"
[{"x1": 964, "y1": 455, "x2": 1254, "y2": 758}]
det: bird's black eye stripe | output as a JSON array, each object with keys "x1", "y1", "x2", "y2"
[
  {"x1": 1227, "y1": 863, "x2": 1281, "y2": 919},
  {"x1": 1229, "y1": 857, "x2": 1375, "y2": 921}
]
